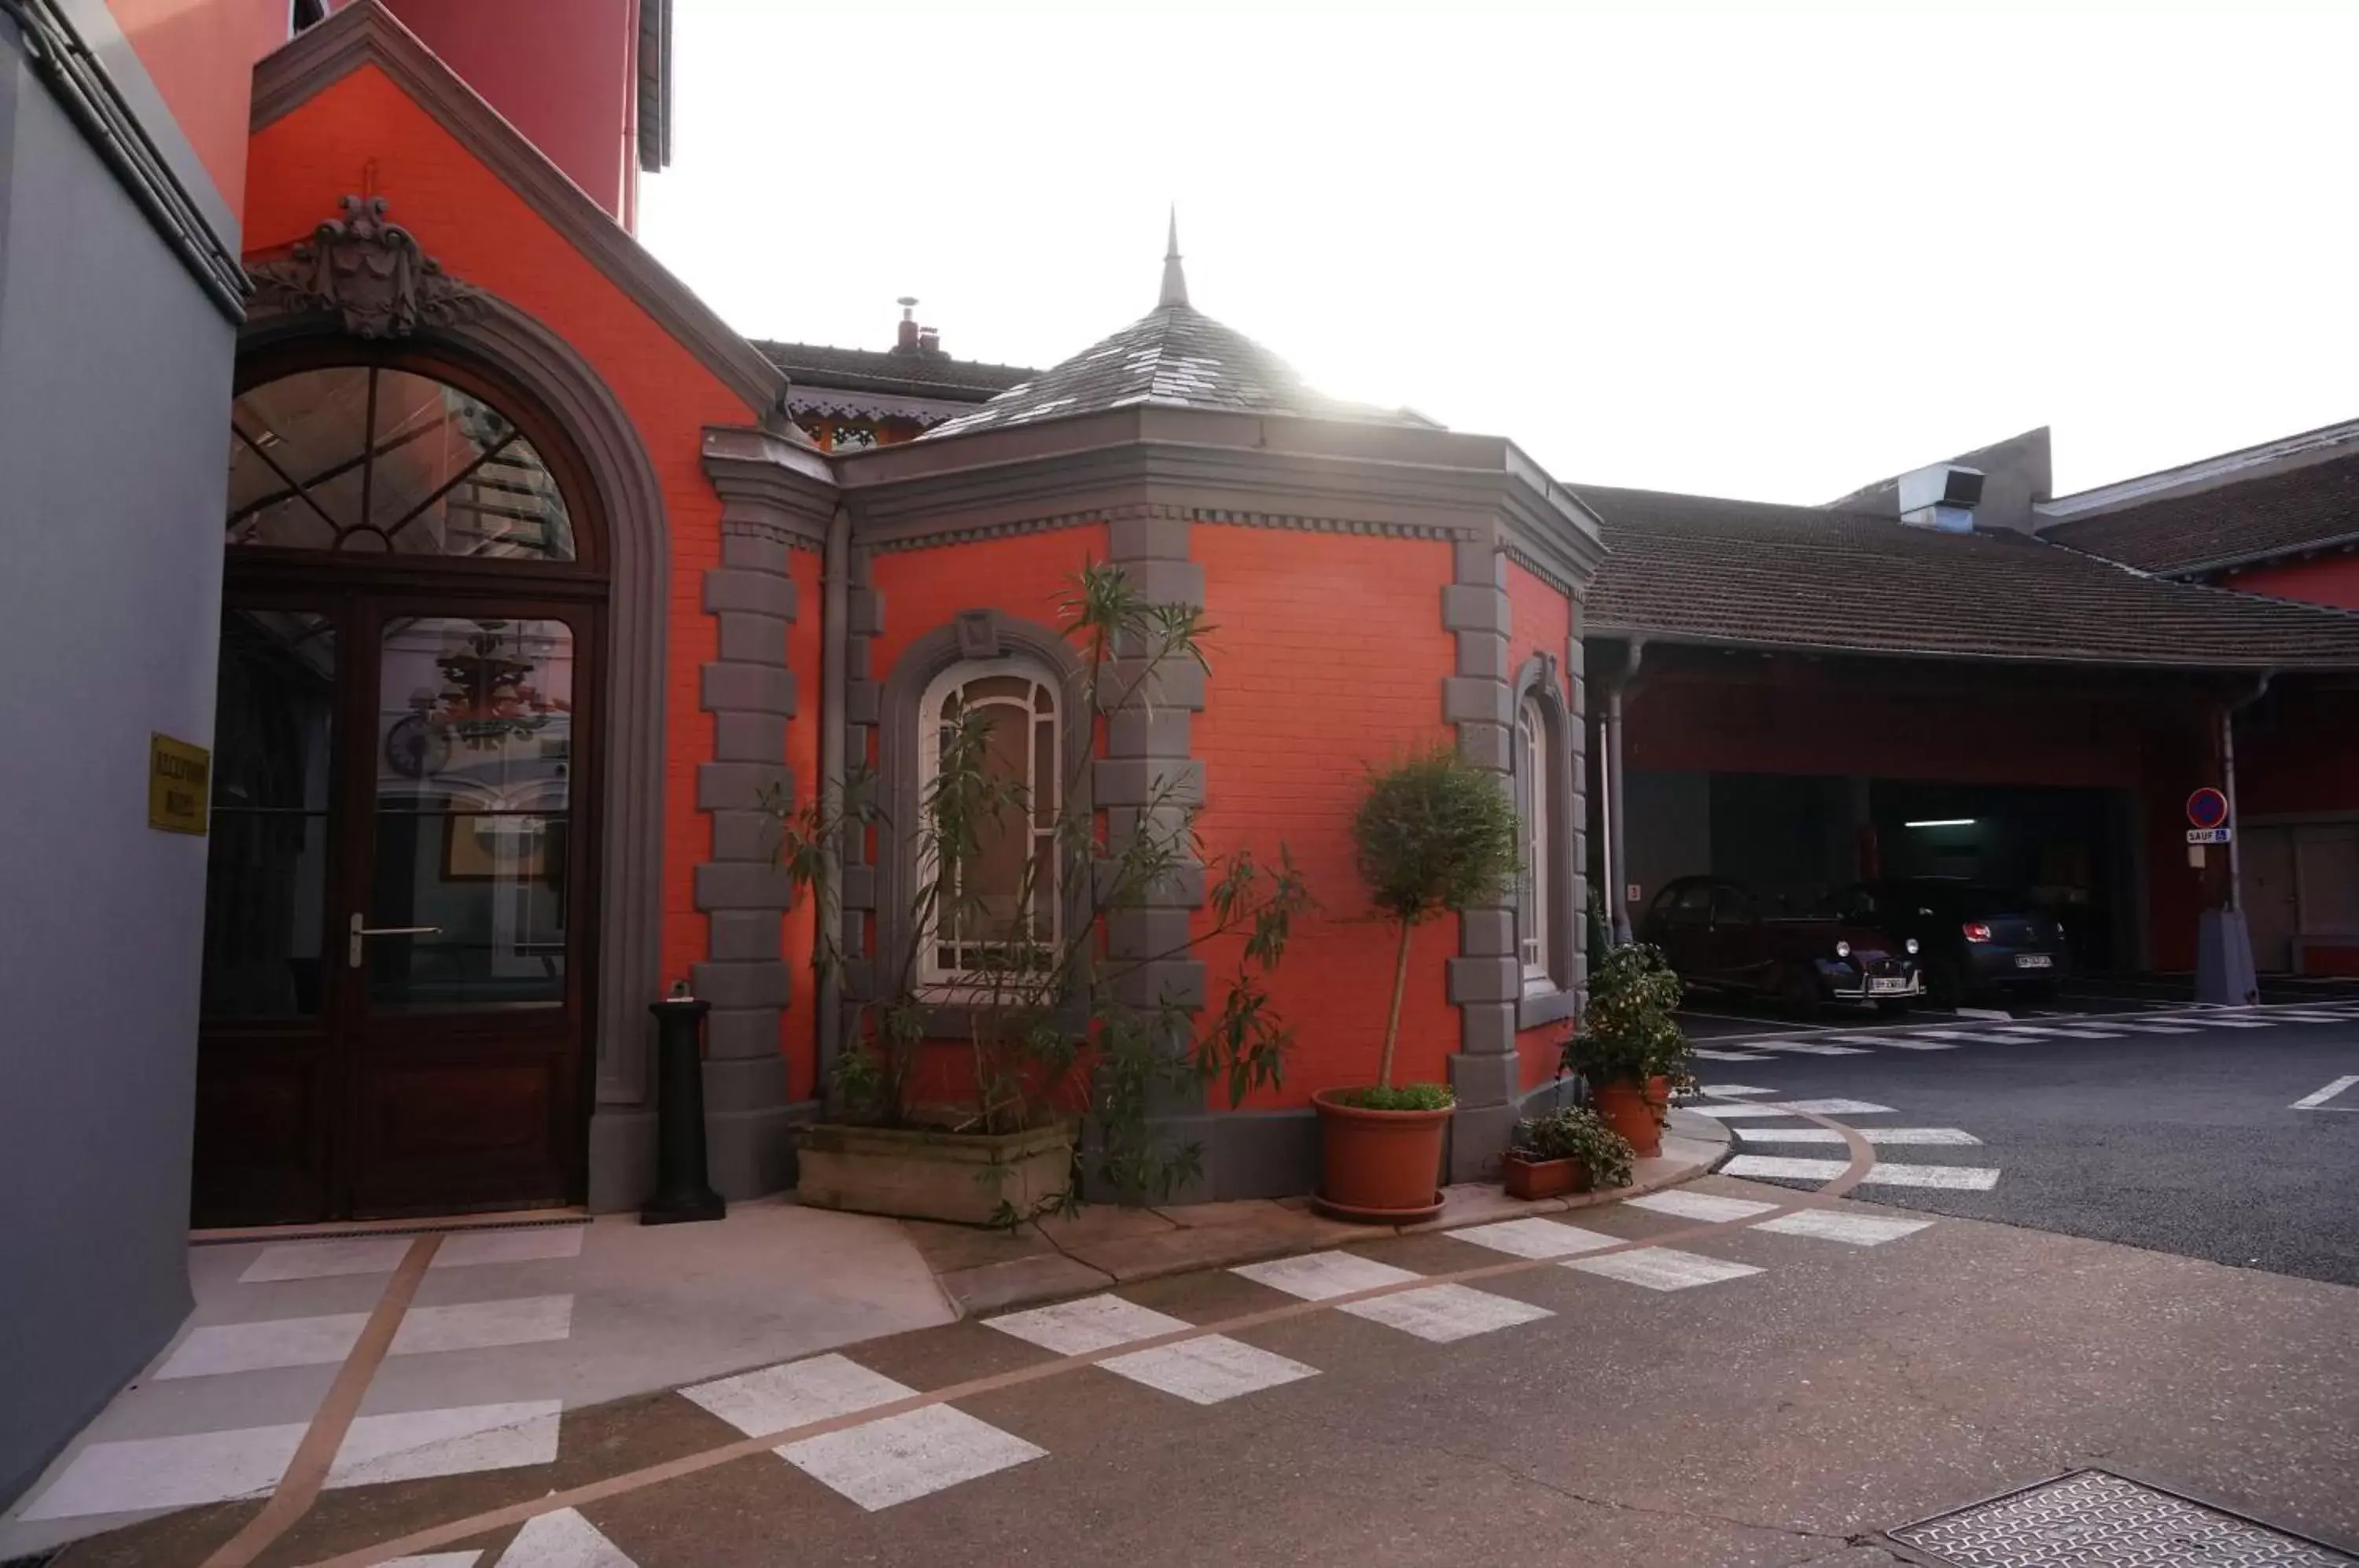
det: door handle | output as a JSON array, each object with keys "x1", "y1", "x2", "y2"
[{"x1": 348, "y1": 912, "x2": 443, "y2": 967}]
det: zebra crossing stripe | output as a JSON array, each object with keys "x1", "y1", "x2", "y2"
[
  {"x1": 1722, "y1": 1154, "x2": 1850, "y2": 1182},
  {"x1": 1097, "y1": 1336, "x2": 1318, "y2": 1404},
  {"x1": 1871, "y1": 1037, "x2": 1961, "y2": 1050},
  {"x1": 1757, "y1": 1042, "x2": 1875, "y2": 1056},
  {"x1": 1724, "y1": 1155, "x2": 2001, "y2": 1190},
  {"x1": 1735, "y1": 1127, "x2": 1981, "y2": 1146},
  {"x1": 1752, "y1": 1212, "x2": 1933, "y2": 1246},
  {"x1": 1339, "y1": 1283, "x2": 1553, "y2": 1342},
  {"x1": 495, "y1": 1508, "x2": 632, "y2": 1566},
  {"x1": 1566, "y1": 1247, "x2": 1763, "y2": 1291},
  {"x1": 1694, "y1": 1048, "x2": 1777, "y2": 1061}
]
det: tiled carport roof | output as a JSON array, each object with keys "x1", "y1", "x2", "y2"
[
  {"x1": 1577, "y1": 484, "x2": 2359, "y2": 670},
  {"x1": 2038, "y1": 448, "x2": 2359, "y2": 576}
]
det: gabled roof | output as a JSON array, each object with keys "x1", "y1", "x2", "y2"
[
  {"x1": 1577, "y1": 485, "x2": 2359, "y2": 670},
  {"x1": 2038, "y1": 447, "x2": 2359, "y2": 577},
  {"x1": 252, "y1": 2, "x2": 787, "y2": 424},
  {"x1": 922, "y1": 302, "x2": 1432, "y2": 440},
  {"x1": 756, "y1": 341, "x2": 1037, "y2": 403}
]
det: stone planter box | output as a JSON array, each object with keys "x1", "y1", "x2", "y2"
[{"x1": 793, "y1": 1120, "x2": 1074, "y2": 1226}]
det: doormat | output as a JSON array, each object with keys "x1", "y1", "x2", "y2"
[
  {"x1": 1893, "y1": 1469, "x2": 2353, "y2": 1567},
  {"x1": 190, "y1": 1214, "x2": 591, "y2": 1247}
]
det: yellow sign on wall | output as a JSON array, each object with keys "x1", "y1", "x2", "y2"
[{"x1": 149, "y1": 734, "x2": 212, "y2": 835}]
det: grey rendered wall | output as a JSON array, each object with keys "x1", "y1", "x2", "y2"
[{"x1": 0, "y1": 35, "x2": 235, "y2": 1504}]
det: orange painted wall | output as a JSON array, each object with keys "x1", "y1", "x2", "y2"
[
  {"x1": 105, "y1": 0, "x2": 287, "y2": 213},
  {"x1": 1192, "y1": 526, "x2": 1458, "y2": 1108},
  {"x1": 867, "y1": 526, "x2": 1105, "y2": 679},
  {"x1": 369, "y1": 0, "x2": 639, "y2": 223},
  {"x1": 2226, "y1": 555, "x2": 2359, "y2": 612},
  {"x1": 1505, "y1": 561, "x2": 1577, "y2": 1093},
  {"x1": 246, "y1": 64, "x2": 759, "y2": 1007}
]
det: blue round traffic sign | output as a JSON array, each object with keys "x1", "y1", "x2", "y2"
[{"x1": 2187, "y1": 787, "x2": 2229, "y2": 829}]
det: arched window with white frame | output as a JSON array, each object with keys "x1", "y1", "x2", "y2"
[
  {"x1": 916, "y1": 658, "x2": 1062, "y2": 989},
  {"x1": 1516, "y1": 691, "x2": 1553, "y2": 992}
]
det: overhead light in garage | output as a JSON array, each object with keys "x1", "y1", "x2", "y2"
[{"x1": 1905, "y1": 818, "x2": 1978, "y2": 828}]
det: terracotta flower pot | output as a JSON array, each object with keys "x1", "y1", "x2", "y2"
[
  {"x1": 1502, "y1": 1151, "x2": 1592, "y2": 1201},
  {"x1": 1311, "y1": 1088, "x2": 1450, "y2": 1223},
  {"x1": 1592, "y1": 1079, "x2": 1665, "y2": 1158}
]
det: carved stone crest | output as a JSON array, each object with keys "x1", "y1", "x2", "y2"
[{"x1": 248, "y1": 195, "x2": 485, "y2": 338}]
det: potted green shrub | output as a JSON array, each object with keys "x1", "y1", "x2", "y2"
[
  {"x1": 1561, "y1": 941, "x2": 1695, "y2": 1158},
  {"x1": 1503, "y1": 1106, "x2": 1635, "y2": 1200},
  {"x1": 1313, "y1": 747, "x2": 1521, "y2": 1222}
]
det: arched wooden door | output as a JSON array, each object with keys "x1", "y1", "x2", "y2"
[{"x1": 195, "y1": 342, "x2": 609, "y2": 1225}]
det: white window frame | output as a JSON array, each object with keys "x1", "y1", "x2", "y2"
[
  {"x1": 915, "y1": 657, "x2": 1062, "y2": 992},
  {"x1": 1517, "y1": 690, "x2": 1554, "y2": 992}
]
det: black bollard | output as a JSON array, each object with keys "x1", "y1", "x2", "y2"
[{"x1": 641, "y1": 981, "x2": 726, "y2": 1225}]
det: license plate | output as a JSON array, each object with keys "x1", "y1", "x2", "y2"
[
  {"x1": 1869, "y1": 977, "x2": 1912, "y2": 994},
  {"x1": 2015, "y1": 954, "x2": 2053, "y2": 970}
]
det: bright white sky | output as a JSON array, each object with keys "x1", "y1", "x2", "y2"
[{"x1": 640, "y1": 2, "x2": 2359, "y2": 505}]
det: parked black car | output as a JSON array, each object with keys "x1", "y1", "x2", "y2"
[
  {"x1": 1640, "y1": 875, "x2": 1924, "y2": 1016},
  {"x1": 1830, "y1": 878, "x2": 2070, "y2": 1007}
]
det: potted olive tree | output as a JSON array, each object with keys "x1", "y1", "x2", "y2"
[
  {"x1": 772, "y1": 562, "x2": 1310, "y2": 1227},
  {"x1": 1561, "y1": 941, "x2": 1695, "y2": 1158},
  {"x1": 1312, "y1": 747, "x2": 1520, "y2": 1222},
  {"x1": 1503, "y1": 1106, "x2": 1635, "y2": 1200}
]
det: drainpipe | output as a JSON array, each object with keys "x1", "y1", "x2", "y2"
[
  {"x1": 1604, "y1": 638, "x2": 1646, "y2": 945},
  {"x1": 815, "y1": 502, "x2": 852, "y2": 1083},
  {"x1": 2224, "y1": 671, "x2": 2274, "y2": 914}
]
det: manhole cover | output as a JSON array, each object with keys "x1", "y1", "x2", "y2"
[{"x1": 1893, "y1": 1470, "x2": 2354, "y2": 1567}]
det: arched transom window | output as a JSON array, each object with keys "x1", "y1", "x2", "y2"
[
  {"x1": 227, "y1": 366, "x2": 575, "y2": 561},
  {"x1": 917, "y1": 659, "x2": 1062, "y2": 988},
  {"x1": 1516, "y1": 691, "x2": 1553, "y2": 988}
]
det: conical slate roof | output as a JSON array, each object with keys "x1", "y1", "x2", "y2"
[{"x1": 922, "y1": 220, "x2": 1429, "y2": 440}]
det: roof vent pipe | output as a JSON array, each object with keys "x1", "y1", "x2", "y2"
[
  {"x1": 895, "y1": 296, "x2": 919, "y2": 352},
  {"x1": 1897, "y1": 464, "x2": 1985, "y2": 532}
]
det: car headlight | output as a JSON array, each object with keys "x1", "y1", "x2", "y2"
[
  {"x1": 1835, "y1": 940, "x2": 1852, "y2": 959},
  {"x1": 1906, "y1": 937, "x2": 1919, "y2": 955}
]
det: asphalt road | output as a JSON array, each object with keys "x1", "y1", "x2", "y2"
[{"x1": 1676, "y1": 1000, "x2": 2359, "y2": 1286}]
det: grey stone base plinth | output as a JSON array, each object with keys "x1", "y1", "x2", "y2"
[{"x1": 585, "y1": 1107, "x2": 657, "y2": 1213}]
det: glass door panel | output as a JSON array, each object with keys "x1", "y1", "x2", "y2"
[
  {"x1": 202, "y1": 609, "x2": 338, "y2": 1018},
  {"x1": 363, "y1": 615, "x2": 575, "y2": 1012}
]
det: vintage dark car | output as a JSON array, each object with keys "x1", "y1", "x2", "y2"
[
  {"x1": 1640, "y1": 875, "x2": 1924, "y2": 1015},
  {"x1": 1831, "y1": 878, "x2": 2071, "y2": 1007}
]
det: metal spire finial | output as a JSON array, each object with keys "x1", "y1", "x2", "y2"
[{"x1": 1157, "y1": 205, "x2": 1188, "y2": 309}]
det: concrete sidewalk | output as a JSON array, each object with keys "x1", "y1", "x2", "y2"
[{"x1": 909, "y1": 1110, "x2": 1732, "y2": 1312}]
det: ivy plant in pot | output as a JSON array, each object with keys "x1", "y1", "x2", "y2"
[
  {"x1": 1503, "y1": 1106, "x2": 1635, "y2": 1201},
  {"x1": 1313, "y1": 747, "x2": 1522, "y2": 1223},
  {"x1": 1560, "y1": 941, "x2": 1695, "y2": 1158},
  {"x1": 770, "y1": 562, "x2": 1311, "y2": 1228}
]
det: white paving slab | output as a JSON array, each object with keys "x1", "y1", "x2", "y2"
[
  {"x1": 1759, "y1": 1042, "x2": 1873, "y2": 1055},
  {"x1": 1862, "y1": 1163, "x2": 2001, "y2": 1191},
  {"x1": 155, "y1": 1311, "x2": 370, "y2": 1379},
  {"x1": 683, "y1": 1353, "x2": 911, "y2": 1439},
  {"x1": 1977, "y1": 1025, "x2": 2069, "y2": 1038},
  {"x1": 1446, "y1": 1217, "x2": 1620, "y2": 1259},
  {"x1": 1696, "y1": 1084, "x2": 1776, "y2": 1096},
  {"x1": 392, "y1": 1296, "x2": 574, "y2": 1356},
  {"x1": 1099, "y1": 1336, "x2": 1317, "y2": 1404},
  {"x1": 1231, "y1": 1250, "x2": 1422, "y2": 1301},
  {"x1": 1753, "y1": 1211, "x2": 1934, "y2": 1246},
  {"x1": 2265, "y1": 1010, "x2": 2353, "y2": 1023},
  {"x1": 2039, "y1": 1027, "x2": 2125, "y2": 1039},
  {"x1": 984, "y1": 1294, "x2": 1190, "y2": 1355},
  {"x1": 385, "y1": 1555, "x2": 486, "y2": 1568},
  {"x1": 17, "y1": 1423, "x2": 306, "y2": 1519},
  {"x1": 495, "y1": 1507, "x2": 633, "y2": 1567},
  {"x1": 1566, "y1": 1247, "x2": 1763, "y2": 1291},
  {"x1": 1721, "y1": 1155, "x2": 1851, "y2": 1183},
  {"x1": 1684, "y1": 1104, "x2": 1798, "y2": 1120},
  {"x1": 2098, "y1": 1021, "x2": 2197, "y2": 1034},
  {"x1": 779, "y1": 1404, "x2": 1045, "y2": 1511},
  {"x1": 432, "y1": 1228, "x2": 587, "y2": 1269},
  {"x1": 2196, "y1": 1017, "x2": 2276, "y2": 1029},
  {"x1": 1736, "y1": 1127, "x2": 1982, "y2": 1147},
  {"x1": 1772, "y1": 1099, "x2": 1896, "y2": 1116},
  {"x1": 1692, "y1": 1048, "x2": 1776, "y2": 1061},
  {"x1": 239, "y1": 1237, "x2": 414, "y2": 1283},
  {"x1": 327, "y1": 1401, "x2": 563, "y2": 1489},
  {"x1": 1624, "y1": 1191, "x2": 1779, "y2": 1223},
  {"x1": 1338, "y1": 1283, "x2": 1552, "y2": 1342},
  {"x1": 1872, "y1": 1038, "x2": 1960, "y2": 1051},
  {"x1": 1896, "y1": 1030, "x2": 1993, "y2": 1043}
]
